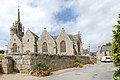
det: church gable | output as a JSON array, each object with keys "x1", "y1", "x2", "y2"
[
  {"x1": 37, "y1": 28, "x2": 56, "y2": 54},
  {"x1": 8, "y1": 34, "x2": 22, "y2": 53},
  {"x1": 56, "y1": 28, "x2": 73, "y2": 42},
  {"x1": 22, "y1": 29, "x2": 38, "y2": 53},
  {"x1": 38, "y1": 28, "x2": 54, "y2": 41},
  {"x1": 56, "y1": 28, "x2": 74, "y2": 55}
]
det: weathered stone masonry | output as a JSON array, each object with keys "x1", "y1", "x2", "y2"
[{"x1": 1, "y1": 53, "x2": 90, "y2": 73}]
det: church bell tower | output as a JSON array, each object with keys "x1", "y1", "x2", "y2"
[{"x1": 10, "y1": 6, "x2": 24, "y2": 38}]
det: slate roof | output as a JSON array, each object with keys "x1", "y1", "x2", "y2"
[
  {"x1": 29, "y1": 30, "x2": 39, "y2": 39},
  {"x1": 52, "y1": 36, "x2": 58, "y2": 40},
  {"x1": 101, "y1": 46, "x2": 111, "y2": 51},
  {"x1": 67, "y1": 34, "x2": 74, "y2": 41},
  {"x1": 67, "y1": 34, "x2": 82, "y2": 43}
]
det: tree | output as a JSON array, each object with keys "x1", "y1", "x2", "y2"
[
  {"x1": 112, "y1": 14, "x2": 120, "y2": 67},
  {"x1": 103, "y1": 42, "x2": 111, "y2": 46},
  {"x1": 111, "y1": 14, "x2": 120, "y2": 80},
  {"x1": 0, "y1": 50, "x2": 4, "y2": 54}
]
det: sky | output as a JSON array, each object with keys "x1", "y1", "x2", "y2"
[{"x1": 0, "y1": 0, "x2": 120, "y2": 52}]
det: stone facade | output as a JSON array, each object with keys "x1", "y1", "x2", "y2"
[
  {"x1": 8, "y1": 34, "x2": 23, "y2": 53},
  {"x1": 4, "y1": 53, "x2": 90, "y2": 73},
  {"x1": 37, "y1": 28, "x2": 56, "y2": 54},
  {"x1": 56, "y1": 28, "x2": 74, "y2": 55},
  {"x1": 23, "y1": 29, "x2": 38, "y2": 53},
  {"x1": 7, "y1": 8, "x2": 83, "y2": 55}
]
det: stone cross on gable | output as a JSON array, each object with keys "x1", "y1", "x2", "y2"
[{"x1": 18, "y1": 5, "x2": 20, "y2": 8}]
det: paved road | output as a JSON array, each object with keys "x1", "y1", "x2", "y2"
[{"x1": 40, "y1": 62, "x2": 114, "y2": 80}]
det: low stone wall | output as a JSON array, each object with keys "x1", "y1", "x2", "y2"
[
  {"x1": 1, "y1": 57, "x2": 14, "y2": 74},
  {"x1": 0, "y1": 63, "x2": 3, "y2": 73},
  {"x1": 30, "y1": 54, "x2": 90, "y2": 71},
  {"x1": 7, "y1": 54, "x2": 31, "y2": 73},
  {"x1": 5, "y1": 53, "x2": 90, "y2": 73}
]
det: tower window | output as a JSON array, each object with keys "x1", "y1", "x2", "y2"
[{"x1": 27, "y1": 39, "x2": 29, "y2": 42}]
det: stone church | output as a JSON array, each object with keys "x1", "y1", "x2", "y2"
[{"x1": 7, "y1": 8, "x2": 83, "y2": 55}]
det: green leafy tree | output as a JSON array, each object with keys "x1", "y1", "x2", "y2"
[
  {"x1": 112, "y1": 14, "x2": 120, "y2": 80},
  {"x1": 112, "y1": 14, "x2": 120, "y2": 67},
  {"x1": 0, "y1": 50, "x2": 4, "y2": 54}
]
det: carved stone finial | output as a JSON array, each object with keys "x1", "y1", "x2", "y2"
[
  {"x1": 18, "y1": 5, "x2": 20, "y2": 9},
  {"x1": 44, "y1": 27, "x2": 46, "y2": 30},
  {"x1": 12, "y1": 23, "x2": 14, "y2": 26},
  {"x1": 17, "y1": 5, "x2": 20, "y2": 22},
  {"x1": 62, "y1": 27, "x2": 65, "y2": 32}
]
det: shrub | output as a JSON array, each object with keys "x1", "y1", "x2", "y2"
[
  {"x1": 113, "y1": 69, "x2": 120, "y2": 80},
  {"x1": 41, "y1": 69, "x2": 51, "y2": 77},
  {"x1": 33, "y1": 61, "x2": 49, "y2": 70},
  {"x1": 89, "y1": 58, "x2": 97, "y2": 64},
  {"x1": 89, "y1": 60, "x2": 95, "y2": 64},
  {"x1": 73, "y1": 62, "x2": 80, "y2": 67},
  {"x1": 78, "y1": 63, "x2": 84, "y2": 68},
  {"x1": 73, "y1": 61, "x2": 83, "y2": 68},
  {"x1": 0, "y1": 55, "x2": 5, "y2": 60},
  {"x1": 31, "y1": 61, "x2": 51, "y2": 77}
]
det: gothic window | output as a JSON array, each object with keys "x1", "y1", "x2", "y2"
[
  {"x1": 60, "y1": 40, "x2": 66, "y2": 52},
  {"x1": 13, "y1": 43, "x2": 17, "y2": 52},
  {"x1": 77, "y1": 41, "x2": 80, "y2": 52},
  {"x1": 42, "y1": 42, "x2": 48, "y2": 52}
]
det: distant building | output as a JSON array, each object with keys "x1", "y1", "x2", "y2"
[
  {"x1": 83, "y1": 49, "x2": 90, "y2": 56},
  {"x1": 90, "y1": 52, "x2": 96, "y2": 57},
  {"x1": 97, "y1": 45, "x2": 112, "y2": 60}
]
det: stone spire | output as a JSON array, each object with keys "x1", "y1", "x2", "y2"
[{"x1": 17, "y1": 5, "x2": 20, "y2": 22}]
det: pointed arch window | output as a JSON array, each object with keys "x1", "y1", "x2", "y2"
[
  {"x1": 60, "y1": 40, "x2": 66, "y2": 52},
  {"x1": 42, "y1": 42, "x2": 48, "y2": 52},
  {"x1": 77, "y1": 41, "x2": 80, "y2": 52},
  {"x1": 13, "y1": 43, "x2": 17, "y2": 52}
]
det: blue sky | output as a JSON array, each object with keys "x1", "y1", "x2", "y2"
[
  {"x1": 55, "y1": 7, "x2": 78, "y2": 23},
  {"x1": 0, "y1": 0, "x2": 120, "y2": 51}
]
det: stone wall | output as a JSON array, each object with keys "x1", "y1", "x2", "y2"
[
  {"x1": 30, "y1": 54, "x2": 90, "y2": 71},
  {"x1": 6, "y1": 53, "x2": 90, "y2": 73},
  {"x1": 0, "y1": 63, "x2": 3, "y2": 73},
  {"x1": 7, "y1": 54, "x2": 31, "y2": 73},
  {"x1": 1, "y1": 57, "x2": 14, "y2": 74}
]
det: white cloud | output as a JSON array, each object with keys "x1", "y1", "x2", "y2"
[{"x1": 0, "y1": 0, "x2": 120, "y2": 52}]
